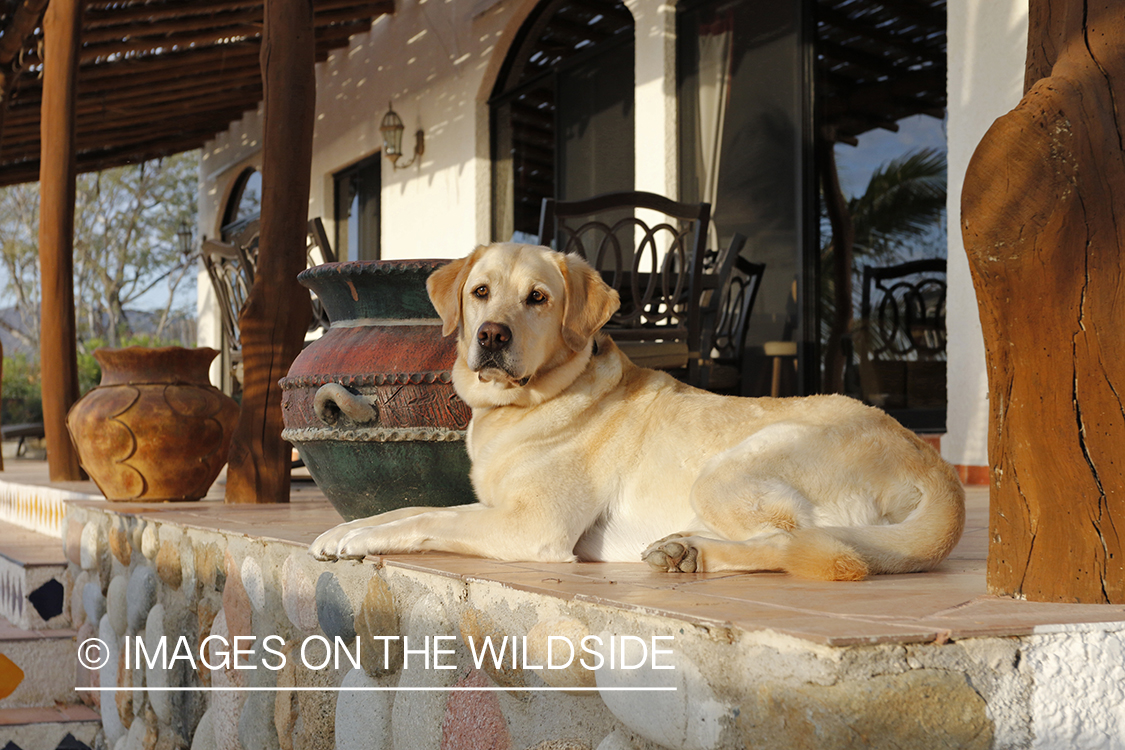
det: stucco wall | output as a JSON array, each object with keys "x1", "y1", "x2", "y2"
[
  {"x1": 196, "y1": 0, "x2": 677, "y2": 262},
  {"x1": 195, "y1": 0, "x2": 676, "y2": 372},
  {"x1": 193, "y1": 0, "x2": 1025, "y2": 473},
  {"x1": 943, "y1": 0, "x2": 1028, "y2": 469}
]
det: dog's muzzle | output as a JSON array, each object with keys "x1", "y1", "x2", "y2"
[
  {"x1": 477, "y1": 322, "x2": 511, "y2": 353},
  {"x1": 471, "y1": 321, "x2": 528, "y2": 385}
]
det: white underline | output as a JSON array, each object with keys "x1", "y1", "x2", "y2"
[{"x1": 76, "y1": 686, "x2": 676, "y2": 693}]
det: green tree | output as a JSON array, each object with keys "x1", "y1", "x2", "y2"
[
  {"x1": 845, "y1": 147, "x2": 947, "y2": 262},
  {"x1": 820, "y1": 147, "x2": 948, "y2": 391},
  {"x1": 0, "y1": 150, "x2": 200, "y2": 352},
  {"x1": 0, "y1": 151, "x2": 200, "y2": 421},
  {"x1": 73, "y1": 150, "x2": 200, "y2": 347},
  {"x1": 0, "y1": 182, "x2": 42, "y2": 350}
]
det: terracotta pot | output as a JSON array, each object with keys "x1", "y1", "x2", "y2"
[
  {"x1": 280, "y1": 260, "x2": 473, "y2": 521},
  {"x1": 66, "y1": 346, "x2": 239, "y2": 502}
]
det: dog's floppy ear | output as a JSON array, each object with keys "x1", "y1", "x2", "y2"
[
  {"x1": 557, "y1": 252, "x2": 620, "y2": 352},
  {"x1": 427, "y1": 247, "x2": 483, "y2": 336}
]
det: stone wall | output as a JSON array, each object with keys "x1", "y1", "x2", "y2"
[{"x1": 64, "y1": 501, "x2": 1041, "y2": 750}]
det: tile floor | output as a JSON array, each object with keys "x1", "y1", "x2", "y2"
[{"x1": 7, "y1": 459, "x2": 1124, "y2": 647}]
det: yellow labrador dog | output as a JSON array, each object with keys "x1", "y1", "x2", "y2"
[{"x1": 310, "y1": 243, "x2": 964, "y2": 580}]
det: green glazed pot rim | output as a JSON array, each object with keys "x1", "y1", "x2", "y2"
[{"x1": 299, "y1": 259, "x2": 450, "y2": 284}]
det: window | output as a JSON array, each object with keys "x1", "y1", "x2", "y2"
[
  {"x1": 815, "y1": 0, "x2": 948, "y2": 430},
  {"x1": 677, "y1": 0, "x2": 947, "y2": 428},
  {"x1": 678, "y1": 0, "x2": 808, "y2": 395},
  {"x1": 491, "y1": 0, "x2": 635, "y2": 242},
  {"x1": 334, "y1": 155, "x2": 382, "y2": 261},
  {"x1": 221, "y1": 168, "x2": 262, "y2": 240}
]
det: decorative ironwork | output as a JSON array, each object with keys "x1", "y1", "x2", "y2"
[
  {"x1": 555, "y1": 216, "x2": 693, "y2": 331},
  {"x1": 861, "y1": 259, "x2": 947, "y2": 359},
  {"x1": 712, "y1": 254, "x2": 765, "y2": 361}
]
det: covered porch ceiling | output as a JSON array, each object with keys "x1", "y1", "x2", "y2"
[
  {"x1": 817, "y1": 0, "x2": 947, "y2": 144},
  {"x1": 0, "y1": 0, "x2": 393, "y2": 187},
  {"x1": 0, "y1": 0, "x2": 946, "y2": 188}
]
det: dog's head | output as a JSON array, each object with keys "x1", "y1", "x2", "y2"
[{"x1": 427, "y1": 243, "x2": 619, "y2": 406}]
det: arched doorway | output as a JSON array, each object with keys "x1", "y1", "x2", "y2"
[{"x1": 490, "y1": 0, "x2": 635, "y2": 242}]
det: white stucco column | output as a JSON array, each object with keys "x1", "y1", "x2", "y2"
[
  {"x1": 627, "y1": 0, "x2": 677, "y2": 198},
  {"x1": 944, "y1": 0, "x2": 1028, "y2": 471}
]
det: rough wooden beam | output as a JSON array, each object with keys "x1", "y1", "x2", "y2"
[
  {"x1": 0, "y1": 0, "x2": 50, "y2": 64},
  {"x1": 37, "y1": 0, "x2": 85, "y2": 481},
  {"x1": 0, "y1": 131, "x2": 216, "y2": 186},
  {"x1": 3, "y1": 96, "x2": 258, "y2": 143},
  {"x1": 81, "y1": 8, "x2": 265, "y2": 45},
  {"x1": 225, "y1": 0, "x2": 316, "y2": 504},
  {"x1": 962, "y1": 0, "x2": 1124, "y2": 603}
]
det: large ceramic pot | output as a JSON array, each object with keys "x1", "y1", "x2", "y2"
[
  {"x1": 280, "y1": 260, "x2": 473, "y2": 521},
  {"x1": 66, "y1": 347, "x2": 239, "y2": 502}
]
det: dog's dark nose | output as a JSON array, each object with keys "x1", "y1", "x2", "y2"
[{"x1": 477, "y1": 322, "x2": 512, "y2": 352}]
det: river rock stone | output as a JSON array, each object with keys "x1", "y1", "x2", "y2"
[
  {"x1": 738, "y1": 669, "x2": 993, "y2": 750},
  {"x1": 107, "y1": 574, "x2": 128, "y2": 637},
  {"x1": 126, "y1": 566, "x2": 158, "y2": 633},
  {"x1": 83, "y1": 581, "x2": 106, "y2": 628},
  {"x1": 281, "y1": 555, "x2": 317, "y2": 633},
  {"x1": 156, "y1": 540, "x2": 183, "y2": 590},
  {"x1": 355, "y1": 575, "x2": 400, "y2": 678},
  {"x1": 315, "y1": 572, "x2": 355, "y2": 642},
  {"x1": 334, "y1": 668, "x2": 392, "y2": 750}
]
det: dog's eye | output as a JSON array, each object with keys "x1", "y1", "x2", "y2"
[
  {"x1": 472, "y1": 285, "x2": 489, "y2": 300},
  {"x1": 526, "y1": 290, "x2": 547, "y2": 306}
]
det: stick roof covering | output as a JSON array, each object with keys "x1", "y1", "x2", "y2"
[
  {"x1": 0, "y1": 0, "x2": 393, "y2": 186},
  {"x1": 817, "y1": 0, "x2": 947, "y2": 145}
]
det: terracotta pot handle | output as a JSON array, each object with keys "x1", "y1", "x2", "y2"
[{"x1": 314, "y1": 383, "x2": 377, "y2": 425}]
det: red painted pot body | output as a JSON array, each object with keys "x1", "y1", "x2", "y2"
[
  {"x1": 280, "y1": 260, "x2": 473, "y2": 520},
  {"x1": 66, "y1": 347, "x2": 239, "y2": 502}
]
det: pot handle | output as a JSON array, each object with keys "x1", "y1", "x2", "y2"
[{"x1": 314, "y1": 383, "x2": 377, "y2": 425}]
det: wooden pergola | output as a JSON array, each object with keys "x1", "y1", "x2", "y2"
[
  {"x1": 0, "y1": 0, "x2": 391, "y2": 501},
  {"x1": 0, "y1": 0, "x2": 391, "y2": 184}
]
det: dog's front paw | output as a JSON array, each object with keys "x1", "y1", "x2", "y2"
[
  {"x1": 309, "y1": 528, "x2": 345, "y2": 561},
  {"x1": 309, "y1": 522, "x2": 365, "y2": 561},
  {"x1": 642, "y1": 535, "x2": 700, "y2": 573},
  {"x1": 335, "y1": 528, "x2": 399, "y2": 560}
]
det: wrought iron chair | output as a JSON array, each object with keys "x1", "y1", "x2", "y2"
[
  {"x1": 202, "y1": 217, "x2": 336, "y2": 390},
  {"x1": 849, "y1": 258, "x2": 947, "y2": 426},
  {"x1": 704, "y1": 239, "x2": 766, "y2": 394},
  {"x1": 538, "y1": 191, "x2": 716, "y2": 386}
]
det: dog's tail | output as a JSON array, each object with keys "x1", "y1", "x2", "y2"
[{"x1": 781, "y1": 471, "x2": 967, "y2": 582}]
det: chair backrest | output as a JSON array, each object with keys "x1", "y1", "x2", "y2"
[
  {"x1": 305, "y1": 217, "x2": 337, "y2": 333},
  {"x1": 538, "y1": 191, "x2": 710, "y2": 343},
  {"x1": 859, "y1": 258, "x2": 947, "y2": 359},
  {"x1": 201, "y1": 220, "x2": 259, "y2": 358},
  {"x1": 202, "y1": 217, "x2": 338, "y2": 387},
  {"x1": 712, "y1": 246, "x2": 765, "y2": 364}
]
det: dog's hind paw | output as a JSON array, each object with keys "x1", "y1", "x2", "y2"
[{"x1": 642, "y1": 538, "x2": 699, "y2": 573}]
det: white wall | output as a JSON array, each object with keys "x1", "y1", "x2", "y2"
[
  {"x1": 198, "y1": 0, "x2": 676, "y2": 262},
  {"x1": 944, "y1": 0, "x2": 1028, "y2": 468},
  {"x1": 194, "y1": 0, "x2": 1017, "y2": 464}
]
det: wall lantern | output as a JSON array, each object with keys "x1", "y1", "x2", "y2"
[
  {"x1": 380, "y1": 102, "x2": 424, "y2": 170},
  {"x1": 177, "y1": 220, "x2": 193, "y2": 257}
]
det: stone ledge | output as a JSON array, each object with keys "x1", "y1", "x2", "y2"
[{"x1": 59, "y1": 491, "x2": 1125, "y2": 749}]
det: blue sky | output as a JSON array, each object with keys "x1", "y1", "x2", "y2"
[{"x1": 834, "y1": 113, "x2": 948, "y2": 199}]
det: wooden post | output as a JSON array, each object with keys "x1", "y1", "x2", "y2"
[
  {"x1": 224, "y1": 0, "x2": 315, "y2": 503},
  {"x1": 961, "y1": 1, "x2": 1124, "y2": 603},
  {"x1": 38, "y1": 0, "x2": 85, "y2": 481}
]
